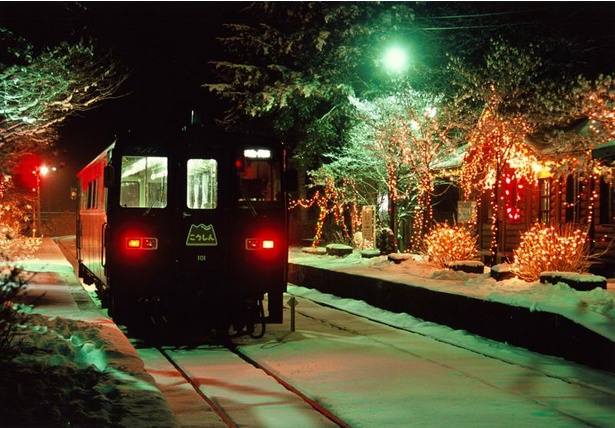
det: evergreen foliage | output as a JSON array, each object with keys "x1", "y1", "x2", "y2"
[{"x1": 376, "y1": 228, "x2": 396, "y2": 255}]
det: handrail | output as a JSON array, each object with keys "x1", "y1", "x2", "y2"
[{"x1": 101, "y1": 222, "x2": 108, "y2": 268}]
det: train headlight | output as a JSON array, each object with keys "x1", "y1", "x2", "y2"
[{"x1": 126, "y1": 237, "x2": 158, "y2": 250}]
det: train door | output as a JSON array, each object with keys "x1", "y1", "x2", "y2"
[{"x1": 173, "y1": 143, "x2": 232, "y2": 300}]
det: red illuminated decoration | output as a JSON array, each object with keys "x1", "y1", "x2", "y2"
[{"x1": 503, "y1": 171, "x2": 526, "y2": 223}]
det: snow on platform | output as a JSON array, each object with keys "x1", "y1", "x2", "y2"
[
  {"x1": 6, "y1": 238, "x2": 179, "y2": 427},
  {"x1": 288, "y1": 247, "x2": 615, "y2": 373}
]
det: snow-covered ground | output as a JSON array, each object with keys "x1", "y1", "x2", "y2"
[
  {"x1": 1, "y1": 239, "x2": 178, "y2": 427},
  {"x1": 288, "y1": 247, "x2": 615, "y2": 342},
  {"x1": 2, "y1": 239, "x2": 614, "y2": 427}
]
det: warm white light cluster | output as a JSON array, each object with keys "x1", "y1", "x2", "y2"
[
  {"x1": 511, "y1": 223, "x2": 589, "y2": 282},
  {"x1": 422, "y1": 222, "x2": 478, "y2": 269},
  {"x1": 0, "y1": 234, "x2": 41, "y2": 260}
]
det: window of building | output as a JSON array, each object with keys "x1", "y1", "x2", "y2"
[
  {"x1": 565, "y1": 175, "x2": 581, "y2": 223},
  {"x1": 599, "y1": 177, "x2": 615, "y2": 224},
  {"x1": 538, "y1": 178, "x2": 551, "y2": 224}
]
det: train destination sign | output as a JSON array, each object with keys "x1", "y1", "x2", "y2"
[{"x1": 186, "y1": 224, "x2": 218, "y2": 246}]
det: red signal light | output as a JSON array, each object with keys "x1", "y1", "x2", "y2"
[{"x1": 262, "y1": 240, "x2": 275, "y2": 249}]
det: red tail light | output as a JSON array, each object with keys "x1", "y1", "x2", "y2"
[
  {"x1": 126, "y1": 237, "x2": 158, "y2": 250},
  {"x1": 127, "y1": 238, "x2": 141, "y2": 249},
  {"x1": 246, "y1": 238, "x2": 275, "y2": 250}
]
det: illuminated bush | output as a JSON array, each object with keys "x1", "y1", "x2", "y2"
[
  {"x1": 422, "y1": 222, "x2": 478, "y2": 268},
  {"x1": 511, "y1": 223, "x2": 589, "y2": 282},
  {"x1": 0, "y1": 234, "x2": 40, "y2": 260}
]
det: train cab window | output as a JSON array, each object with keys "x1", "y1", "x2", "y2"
[
  {"x1": 119, "y1": 156, "x2": 168, "y2": 208},
  {"x1": 187, "y1": 159, "x2": 218, "y2": 209},
  {"x1": 238, "y1": 148, "x2": 281, "y2": 202}
]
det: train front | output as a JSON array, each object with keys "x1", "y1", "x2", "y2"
[
  {"x1": 105, "y1": 131, "x2": 289, "y2": 331},
  {"x1": 170, "y1": 136, "x2": 289, "y2": 330}
]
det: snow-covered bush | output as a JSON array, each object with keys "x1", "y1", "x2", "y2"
[
  {"x1": 422, "y1": 222, "x2": 478, "y2": 268},
  {"x1": 377, "y1": 228, "x2": 395, "y2": 254},
  {"x1": 0, "y1": 235, "x2": 37, "y2": 361},
  {"x1": 0, "y1": 265, "x2": 28, "y2": 362},
  {"x1": 511, "y1": 223, "x2": 589, "y2": 282}
]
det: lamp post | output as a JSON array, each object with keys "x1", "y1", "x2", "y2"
[
  {"x1": 32, "y1": 165, "x2": 56, "y2": 237},
  {"x1": 381, "y1": 45, "x2": 409, "y2": 250}
]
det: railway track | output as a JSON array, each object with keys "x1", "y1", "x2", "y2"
[
  {"x1": 153, "y1": 341, "x2": 347, "y2": 427},
  {"x1": 54, "y1": 235, "x2": 345, "y2": 426},
  {"x1": 55, "y1": 236, "x2": 615, "y2": 427}
]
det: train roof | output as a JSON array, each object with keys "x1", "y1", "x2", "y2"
[{"x1": 77, "y1": 141, "x2": 116, "y2": 178}]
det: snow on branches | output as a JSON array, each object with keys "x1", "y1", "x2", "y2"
[{"x1": 0, "y1": 36, "x2": 128, "y2": 157}]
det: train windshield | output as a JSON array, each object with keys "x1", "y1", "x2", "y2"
[
  {"x1": 187, "y1": 159, "x2": 218, "y2": 209},
  {"x1": 238, "y1": 148, "x2": 281, "y2": 203},
  {"x1": 119, "y1": 156, "x2": 168, "y2": 208}
]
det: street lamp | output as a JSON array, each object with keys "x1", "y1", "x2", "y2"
[
  {"x1": 383, "y1": 45, "x2": 408, "y2": 74},
  {"x1": 32, "y1": 165, "x2": 56, "y2": 237}
]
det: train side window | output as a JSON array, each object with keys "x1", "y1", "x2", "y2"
[
  {"x1": 119, "y1": 156, "x2": 168, "y2": 208},
  {"x1": 187, "y1": 159, "x2": 218, "y2": 209},
  {"x1": 87, "y1": 180, "x2": 97, "y2": 209}
]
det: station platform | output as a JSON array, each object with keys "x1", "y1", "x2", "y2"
[
  {"x1": 9, "y1": 237, "x2": 178, "y2": 427},
  {"x1": 288, "y1": 249, "x2": 615, "y2": 373}
]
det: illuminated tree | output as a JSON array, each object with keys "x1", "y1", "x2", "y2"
[
  {"x1": 451, "y1": 37, "x2": 615, "y2": 262},
  {"x1": 0, "y1": 29, "x2": 128, "y2": 172},
  {"x1": 206, "y1": 2, "x2": 425, "y2": 244},
  {"x1": 577, "y1": 74, "x2": 615, "y2": 140},
  {"x1": 288, "y1": 175, "x2": 357, "y2": 246},
  {"x1": 546, "y1": 74, "x2": 615, "y2": 157},
  {"x1": 206, "y1": 2, "x2": 425, "y2": 169},
  {"x1": 333, "y1": 88, "x2": 465, "y2": 251},
  {"x1": 451, "y1": 39, "x2": 567, "y2": 261}
]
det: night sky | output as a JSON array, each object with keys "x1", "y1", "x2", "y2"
[
  {"x1": 2, "y1": 2, "x2": 248, "y2": 211},
  {"x1": 1, "y1": 2, "x2": 614, "y2": 212}
]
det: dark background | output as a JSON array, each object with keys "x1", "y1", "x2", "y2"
[
  {"x1": 2, "y1": 2, "x2": 248, "y2": 212},
  {"x1": 1, "y1": 2, "x2": 614, "y2": 213}
]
